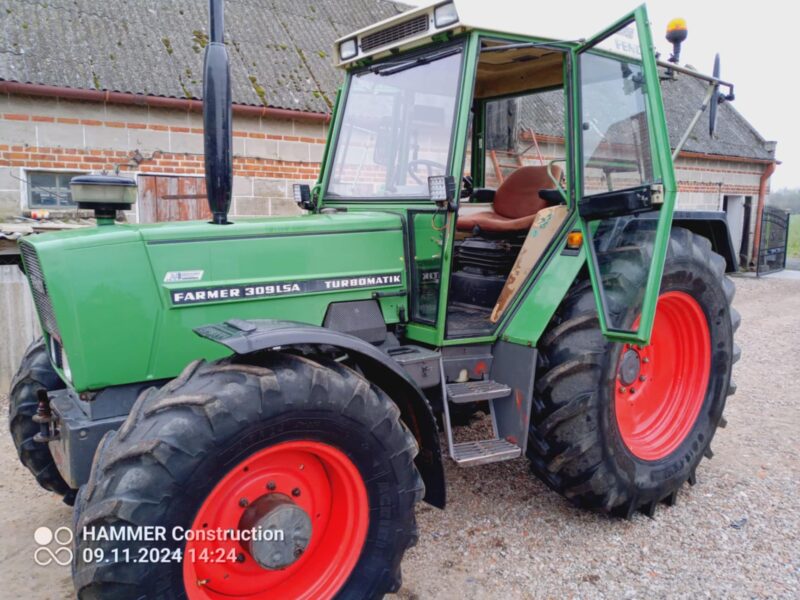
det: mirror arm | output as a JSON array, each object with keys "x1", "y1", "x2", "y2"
[
  {"x1": 671, "y1": 82, "x2": 716, "y2": 161},
  {"x1": 656, "y1": 59, "x2": 735, "y2": 98}
]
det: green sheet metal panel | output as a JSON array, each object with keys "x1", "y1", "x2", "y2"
[{"x1": 23, "y1": 212, "x2": 406, "y2": 391}]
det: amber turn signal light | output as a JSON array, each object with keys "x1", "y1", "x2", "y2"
[{"x1": 566, "y1": 231, "x2": 583, "y2": 249}]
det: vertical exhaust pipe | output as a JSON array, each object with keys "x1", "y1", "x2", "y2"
[{"x1": 203, "y1": 0, "x2": 233, "y2": 224}]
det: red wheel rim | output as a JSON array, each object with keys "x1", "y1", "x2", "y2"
[
  {"x1": 183, "y1": 441, "x2": 369, "y2": 600},
  {"x1": 614, "y1": 291, "x2": 711, "y2": 461}
]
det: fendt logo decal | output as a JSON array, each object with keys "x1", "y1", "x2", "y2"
[{"x1": 170, "y1": 273, "x2": 402, "y2": 306}]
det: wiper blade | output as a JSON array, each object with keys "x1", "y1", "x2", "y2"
[
  {"x1": 365, "y1": 46, "x2": 462, "y2": 77},
  {"x1": 481, "y1": 40, "x2": 581, "y2": 53}
]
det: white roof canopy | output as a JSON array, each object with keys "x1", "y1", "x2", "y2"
[{"x1": 335, "y1": 0, "x2": 644, "y2": 66}]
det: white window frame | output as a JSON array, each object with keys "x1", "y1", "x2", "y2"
[{"x1": 21, "y1": 167, "x2": 89, "y2": 210}]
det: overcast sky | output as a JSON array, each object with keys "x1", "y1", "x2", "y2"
[{"x1": 399, "y1": 0, "x2": 797, "y2": 189}]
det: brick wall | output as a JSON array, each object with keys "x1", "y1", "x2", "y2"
[
  {"x1": 0, "y1": 93, "x2": 771, "y2": 222},
  {"x1": 673, "y1": 155, "x2": 764, "y2": 211},
  {"x1": 0, "y1": 94, "x2": 326, "y2": 219},
  {"x1": 513, "y1": 132, "x2": 768, "y2": 211}
]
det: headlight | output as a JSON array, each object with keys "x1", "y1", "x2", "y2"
[
  {"x1": 434, "y1": 2, "x2": 459, "y2": 28},
  {"x1": 61, "y1": 349, "x2": 71, "y2": 382},
  {"x1": 339, "y1": 38, "x2": 358, "y2": 61}
]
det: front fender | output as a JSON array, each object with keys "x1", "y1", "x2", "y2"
[{"x1": 195, "y1": 319, "x2": 446, "y2": 508}]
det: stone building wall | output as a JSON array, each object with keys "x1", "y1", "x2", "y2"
[
  {"x1": 1, "y1": 93, "x2": 771, "y2": 225},
  {"x1": 0, "y1": 94, "x2": 327, "y2": 220}
]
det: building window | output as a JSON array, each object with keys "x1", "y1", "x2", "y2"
[{"x1": 27, "y1": 171, "x2": 85, "y2": 208}]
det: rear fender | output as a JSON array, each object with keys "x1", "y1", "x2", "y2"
[
  {"x1": 638, "y1": 211, "x2": 739, "y2": 272},
  {"x1": 195, "y1": 319, "x2": 446, "y2": 508}
]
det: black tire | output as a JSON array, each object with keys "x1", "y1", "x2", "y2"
[
  {"x1": 8, "y1": 337, "x2": 74, "y2": 503},
  {"x1": 526, "y1": 227, "x2": 740, "y2": 517},
  {"x1": 73, "y1": 352, "x2": 423, "y2": 600}
]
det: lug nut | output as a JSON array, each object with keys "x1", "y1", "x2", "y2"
[
  {"x1": 292, "y1": 488, "x2": 301, "y2": 497},
  {"x1": 236, "y1": 553, "x2": 246, "y2": 563},
  {"x1": 643, "y1": 357, "x2": 650, "y2": 364},
  {"x1": 619, "y1": 387, "x2": 627, "y2": 393},
  {"x1": 630, "y1": 388, "x2": 636, "y2": 394},
  {"x1": 266, "y1": 481, "x2": 276, "y2": 491},
  {"x1": 239, "y1": 498, "x2": 249, "y2": 507},
  {"x1": 639, "y1": 375, "x2": 646, "y2": 382}
]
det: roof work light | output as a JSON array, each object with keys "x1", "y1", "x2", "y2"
[{"x1": 666, "y1": 18, "x2": 688, "y2": 64}]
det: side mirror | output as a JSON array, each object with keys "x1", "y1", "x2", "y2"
[
  {"x1": 293, "y1": 184, "x2": 315, "y2": 211},
  {"x1": 709, "y1": 54, "x2": 721, "y2": 137},
  {"x1": 428, "y1": 175, "x2": 456, "y2": 210}
]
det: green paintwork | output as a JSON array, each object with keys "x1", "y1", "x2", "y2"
[
  {"x1": 21, "y1": 6, "x2": 678, "y2": 398},
  {"x1": 311, "y1": 86, "x2": 342, "y2": 201},
  {"x1": 572, "y1": 5, "x2": 677, "y2": 344},
  {"x1": 22, "y1": 212, "x2": 406, "y2": 391}
]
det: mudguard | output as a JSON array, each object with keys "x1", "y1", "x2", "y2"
[
  {"x1": 195, "y1": 318, "x2": 446, "y2": 508},
  {"x1": 639, "y1": 210, "x2": 739, "y2": 272}
]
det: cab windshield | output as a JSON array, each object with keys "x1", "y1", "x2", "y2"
[{"x1": 327, "y1": 45, "x2": 464, "y2": 199}]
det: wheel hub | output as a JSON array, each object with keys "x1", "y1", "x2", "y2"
[
  {"x1": 617, "y1": 349, "x2": 641, "y2": 386},
  {"x1": 239, "y1": 494, "x2": 312, "y2": 570}
]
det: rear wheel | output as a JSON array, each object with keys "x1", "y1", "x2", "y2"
[
  {"x1": 527, "y1": 228, "x2": 739, "y2": 516},
  {"x1": 8, "y1": 337, "x2": 74, "y2": 503},
  {"x1": 73, "y1": 352, "x2": 423, "y2": 599}
]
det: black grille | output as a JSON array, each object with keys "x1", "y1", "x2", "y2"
[
  {"x1": 19, "y1": 242, "x2": 61, "y2": 341},
  {"x1": 361, "y1": 14, "x2": 429, "y2": 52}
]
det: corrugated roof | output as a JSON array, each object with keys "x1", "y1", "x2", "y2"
[
  {"x1": 518, "y1": 69, "x2": 775, "y2": 161},
  {"x1": 0, "y1": 0, "x2": 774, "y2": 160},
  {"x1": 0, "y1": 0, "x2": 404, "y2": 113}
]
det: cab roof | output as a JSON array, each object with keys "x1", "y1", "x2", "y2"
[{"x1": 334, "y1": 0, "x2": 638, "y2": 67}]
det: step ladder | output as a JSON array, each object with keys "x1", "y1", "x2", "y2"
[{"x1": 439, "y1": 361, "x2": 523, "y2": 467}]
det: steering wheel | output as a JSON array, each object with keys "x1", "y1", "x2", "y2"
[{"x1": 407, "y1": 159, "x2": 447, "y2": 185}]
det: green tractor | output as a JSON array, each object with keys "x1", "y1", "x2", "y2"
[{"x1": 9, "y1": 1, "x2": 740, "y2": 597}]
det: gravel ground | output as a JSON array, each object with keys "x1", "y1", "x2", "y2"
[{"x1": 1, "y1": 275, "x2": 798, "y2": 599}]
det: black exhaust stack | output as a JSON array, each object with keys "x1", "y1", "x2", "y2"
[{"x1": 203, "y1": 0, "x2": 233, "y2": 224}]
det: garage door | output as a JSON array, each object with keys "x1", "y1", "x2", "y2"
[{"x1": 138, "y1": 175, "x2": 210, "y2": 223}]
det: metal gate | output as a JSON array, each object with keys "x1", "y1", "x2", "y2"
[{"x1": 757, "y1": 206, "x2": 790, "y2": 276}]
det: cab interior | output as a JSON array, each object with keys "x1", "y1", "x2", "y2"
[{"x1": 445, "y1": 41, "x2": 570, "y2": 337}]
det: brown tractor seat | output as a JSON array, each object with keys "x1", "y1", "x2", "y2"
[{"x1": 457, "y1": 165, "x2": 562, "y2": 233}]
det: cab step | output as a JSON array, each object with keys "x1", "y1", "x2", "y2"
[
  {"x1": 446, "y1": 380, "x2": 511, "y2": 403},
  {"x1": 452, "y1": 438, "x2": 521, "y2": 466},
  {"x1": 438, "y1": 361, "x2": 525, "y2": 467}
]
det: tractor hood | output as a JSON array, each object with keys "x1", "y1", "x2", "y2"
[{"x1": 20, "y1": 212, "x2": 407, "y2": 391}]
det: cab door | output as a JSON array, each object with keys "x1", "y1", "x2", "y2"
[{"x1": 572, "y1": 6, "x2": 676, "y2": 344}]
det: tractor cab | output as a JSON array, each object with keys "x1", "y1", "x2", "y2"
[{"x1": 322, "y1": 1, "x2": 676, "y2": 347}]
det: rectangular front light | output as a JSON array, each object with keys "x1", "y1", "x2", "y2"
[
  {"x1": 293, "y1": 183, "x2": 310, "y2": 205},
  {"x1": 428, "y1": 175, "x2": 455, "y2": 203},
  {"x1": 434, "y1": 2, "x2": 459, "y2": 28},
  {"x1": 339, "y1": 38, "x2": 358, "y2": 61}
]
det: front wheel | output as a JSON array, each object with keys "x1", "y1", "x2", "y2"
[
  {"x1": 527, "y1": 228, "x2": 740, "y2": 517},
  {"x1": 8, "y1": 337, "x2": 74, "y2": 502},
  {"x1": 73, "y1": 352, "x2": 423, "y2": 599}
]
